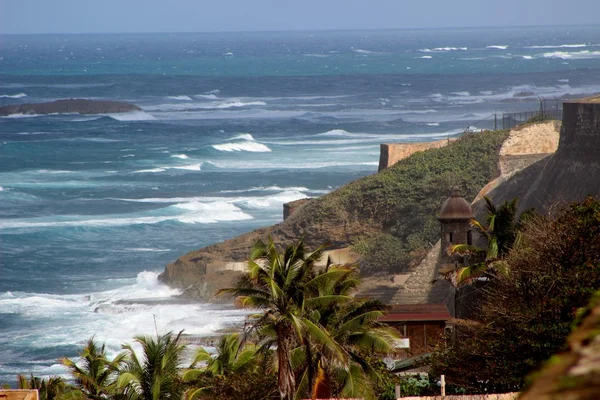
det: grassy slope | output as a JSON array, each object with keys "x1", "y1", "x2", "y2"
[{"x1": 293, "y1": 130, "x2": 509, "y2": 273}]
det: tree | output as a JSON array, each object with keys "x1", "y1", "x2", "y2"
[
  {"x1": 446, "y1": 196, "x2": 533, "y2": 286},
  {"x1": 220, "y1": 237, "x2": 354, "y2": 400},
  {"x1": 292, "y1": 265, "x2": 398, "y2": 400},
  {"x1": 430, "y1": 196, "x2": 600, "y2": 393},
  {"x1": 186, "y1": 333, "x2": 258, "y2": 378},
  {"x1": 17, "y1": 374, "x2": 64, "y2": 400},
  {"x1": 117, "y1": 331, "x2": 185, "y2": 400},
  {"x1": 62, "y1": 337, "x2": 125, "y2": 400}
]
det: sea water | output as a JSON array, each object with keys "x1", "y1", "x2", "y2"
[{"x1": 2, "y1": 25, "x2": 600, "y2": 382}]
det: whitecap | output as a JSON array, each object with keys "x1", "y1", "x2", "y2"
[
  {"x1": 527, "y1": 44, "x2": 589, "y2": 49},
  {"x1": 194, "y1": 94, "x2": 218, "y2": 99},
  {"x1": 212, "y1": 141, "x2": 271, "y2": 152},
  {"x1": 214, "y1": 101, "x2": 266, "y2": 109},
  {"x1": 420, "y1": 47, "x2": 467, "y2": 52},
  {"x1": 420, "y1": 56, "x2": 433, "y2": 59},
  {"x1": 107, "y1": 111, "x2": 156, "y2": 121},
  {"x1": 134, "y1": 168, "x2": 167, "y2": 173},
  {"x1": 171, "y1": 163, "x2": 202, "y2": 171},
  {"x1": 0, "y1": 93, "x2": 27, "y2": 98},
  {"x1": 522, "y1": 55, "x2": 533, "y2": 60},
  {"x1": 542, "y1": 50, "x2": 600, "y2": 60},
  {"x1": 123, "y1": 248, "x2": 171, "y2": 252},
  {"x1": 166, "y1": 95, "x2": 193, "y2": 101},
  {"x1": 486, "y1": 45, "x2": 509, "y2": 50},
  {"x1": 227, "y1": 133, "x2": 255, "y2": 141},
  {"x1": 170, "y1": 154, "x2": 189, "y2": 159}
]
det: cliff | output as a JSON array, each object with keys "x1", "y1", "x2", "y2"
[
  {"x1": 473, "y1": 97, "x2": 600, "y2": 216},
  {"x1": 159, "y1": 130, "x2": 509, "y2": 299},
  {"x1": 0, "y1": 99, "x2": 141, "y2": 116}
]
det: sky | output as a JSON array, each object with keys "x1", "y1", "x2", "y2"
[{"x1": 0, "y1": 0, "x2": 599, "y2": 34}]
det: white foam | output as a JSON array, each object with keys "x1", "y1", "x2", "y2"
[
  {"x1": 166, "y1": 95, "x2": 193, "y2": 101},
  {"x1": 352, "y1": 48, "x2": 383, "y2": 55},
  {"x1": 212, "y1": 135, "x2": 271, "y2": 152},
  {"x1": 0, "y1": 93, "x2": 27, "y2": 98},
  {"x1": 420, "y1": 56, "x2": 433, "y2": 59},
  {"x1": 0, "y1": 199, "x2": 252, "y2": 229},
  {"x1": 214, "y1": 101, "x2": 266, "y2": 109},
  {"x1": 108, "y1": 111, "x2": 156, "y2": 121},
  {"x1": 123, "y1": 248, "x2": 171, "y2": 252},
  {"x1": 227, "y1": 133, "x2": 255, "y2": 141},
  {"x1": 486, "y1": 45, "x2": 509, "y2": 50},
  {"x1": 171, "y1": 163, "x2": 202, "y2": 171},
  {"x1": 194, "y1": 94, "x2": 218, "y2": 99},
  {"x1": 542, "y1": 50, "x2": 600, "y2": 60},
  {"x1": 522, "y1": 55, "x2": 533, "y2": 60},
  {"x1": 170, "y1": 154, "x2": 189, "y2": 159},
  {"x1": 134, "y1": 162, "x2": 202, "y2": 173},
  {"x1": 134, "y1": 167, "x2": 166, "y2": 173},
  {"x1": 420, "y1": 47, "x2": 467, "y2": 52},
  {"x1": 527, "y1": 44, "x2": 589, "y2": 49}
]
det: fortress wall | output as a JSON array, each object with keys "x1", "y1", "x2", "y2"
[
  {"x1": 560, "y1": 98, "x2": 600, "y2": 156},
  {"x1": 378, "y1": 138, "x2": 456, "y2": 171}
]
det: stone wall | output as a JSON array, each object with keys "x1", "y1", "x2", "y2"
[
  {"x1": 379, "y1": 139, "x2": 456, "y2": 171},
  {"x1": 517, "y1": 96, "x2": 600, "y2": 213},
  {"x1": 498, "y1": 120, "x2": 560, "y2": 178}
]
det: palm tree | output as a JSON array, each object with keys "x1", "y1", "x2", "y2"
[
  {"x1": 182, "y1": 333, "x2": 260, "y2": 400},
  {"x1": 117, "y1": 331, "x2": 185, "y2": 400},
  {"x1": 293, "y1": 265, "x2": 398, "y2": 400},
  {"x1": 185, "y1": 333, "x2": 258, "y2": 378},
  {"x1": 446, "y1": 196, "x2": 533, "y2": 286},
  {"x1": 219, "y1": 237, "x2": 352, "y2": 400},
  {"x1": 62, "y1": 337, "x2": 126, "y2": 400},
  {"x1": 17, "y1": 374, "x2": 64, "y2": 400}
]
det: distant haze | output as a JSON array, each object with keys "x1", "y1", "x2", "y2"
[{"x1": 1, "y1": 0, "x2": 599, "y2": 34}]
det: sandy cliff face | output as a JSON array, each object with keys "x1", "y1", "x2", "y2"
[{"x1": 474, "y1": 98, "x2": 600, "y2": 217}]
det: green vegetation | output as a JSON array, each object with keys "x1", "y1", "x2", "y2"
[
  {"x1": 220, "y1": 237, "x2": 398, "y2": 400},
  {"x1": 445, "y1": 196, "x2": 534, "y2": 287},
  {"x1": 300, "y1": 130, "x2": 509, "y2": 274},
  {"x1": 3, "y1": 238, "x2": 399, "y2": 400},
  {"x1": 430, "y1": 196, "x2": 600, "y2": 393}
]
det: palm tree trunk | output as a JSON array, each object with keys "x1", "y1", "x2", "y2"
[{"x1": 277, "y1": 323, "x2": 295, "y2": 400}]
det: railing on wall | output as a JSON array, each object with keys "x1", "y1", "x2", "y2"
[{"x1": 463, "y1": 99, "x2": 563, "y2": 132}]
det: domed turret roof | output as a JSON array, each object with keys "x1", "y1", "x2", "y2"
[{"x1": 438, "y1": 188, "x2": 474, "y2": 220}]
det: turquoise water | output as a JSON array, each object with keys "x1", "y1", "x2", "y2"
[{"x1": 1, "y1": 26, "x2": 600, "y2": 382}]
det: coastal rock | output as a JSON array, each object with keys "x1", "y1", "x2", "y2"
[{"x1": 0, "y1": 99, "x2": 141, "y2": 116}]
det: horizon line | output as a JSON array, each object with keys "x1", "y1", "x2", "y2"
[{"x1": 1, "y1": 22, "x2": 598, "y2": 36}]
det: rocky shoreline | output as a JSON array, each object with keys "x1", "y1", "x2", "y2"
[{"x1": 0, "y1": 98, "x2": 141, "y2": 116}]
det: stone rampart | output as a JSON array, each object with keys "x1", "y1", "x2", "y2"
[{"x1": 378, "y1": 139, "x2": 456, "y2": 171}]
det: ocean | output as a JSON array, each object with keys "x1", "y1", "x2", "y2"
[{"x1": 1, "y1": 25, "x2": 600, "y2": 382}]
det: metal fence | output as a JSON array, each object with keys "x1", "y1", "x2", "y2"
[{"x1": 500, "y1": 99, "x2": 563, "y2": 130}]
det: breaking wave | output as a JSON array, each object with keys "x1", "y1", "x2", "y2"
[
  {"x1": 212, "y1": 134, "x2": 271, "y2": 152},
  {"x1": 0, "y1": 93, "x2": 27, "y2": 98}
]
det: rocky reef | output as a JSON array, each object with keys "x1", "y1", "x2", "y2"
[{"x1": 0, "y1": 99, "x2": 141, "y2": 116}]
